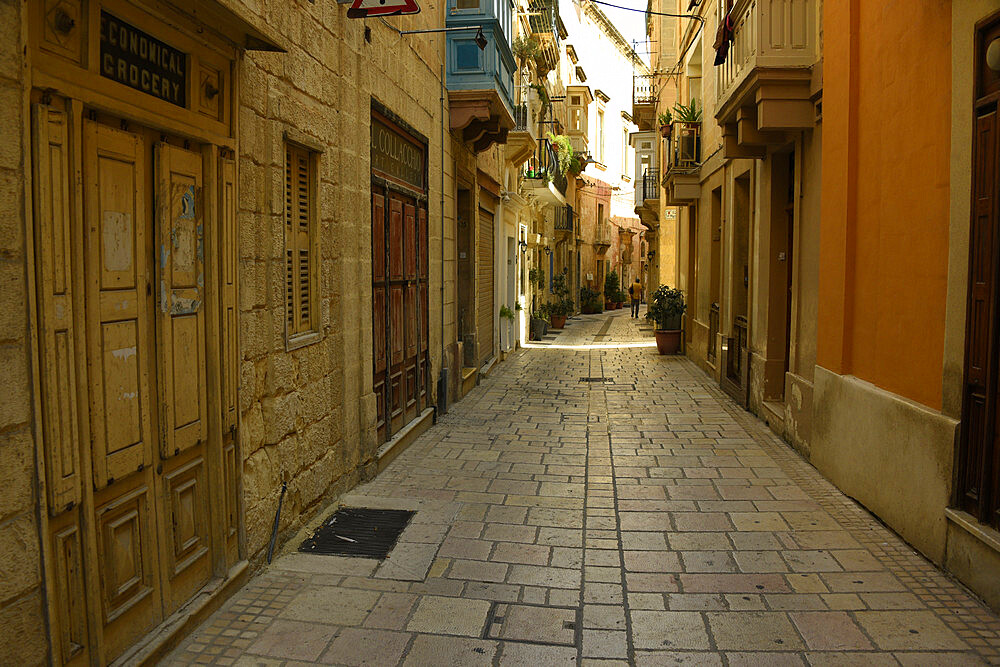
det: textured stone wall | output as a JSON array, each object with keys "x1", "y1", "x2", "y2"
[
  {"x1": 0, "y1": 0, "x2": 47, "y2": 663},
  {"x1": 222, "y1": 0, "x2": 454, "y2": 561}
]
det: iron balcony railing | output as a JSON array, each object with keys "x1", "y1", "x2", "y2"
[
  {"x1": 633, "y1": 73, "x2": 656, "y2": 106},
  {"x1": 641, "y1": 168, "x2": 659, "y2": 202},
  {"x1": 708, "y1": 302, "x2": 719, "y2": 363},
  {"x1": 554, "y1": 204, "x2": 574, "y2": 231},
  {"x1": 513, "y1": 102, "x2": 529, "y2": 132},
  {"x1": 666, "y1": 122, "x2": 702, "y2": 172},
  {"x1": 524, "y1": 138, "x2": 568, "y2": 195}
]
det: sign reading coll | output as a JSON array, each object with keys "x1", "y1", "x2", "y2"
[
  {"x1": 100, "y1": 12, "x2": 187, "y2": 108},
  {"x1": 371, "y1": 119, "x2": 425, "y2": 190}
]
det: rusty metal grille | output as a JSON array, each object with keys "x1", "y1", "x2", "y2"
[{"x1": 298, "y1": 507, "x2": 414, "y2": 559}]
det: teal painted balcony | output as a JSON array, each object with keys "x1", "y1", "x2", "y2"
[{"x1": 446, "y1": 0, "x2": 516, "y2": 152}]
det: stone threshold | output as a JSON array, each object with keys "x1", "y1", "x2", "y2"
[
  {"x1": 376, "y1": 407, "x2": 434, "y2": 474},
  {"x1": 946, "y1": 507, "x2": 1000, "y2": 555},
  {"x1": 114, "y1": 560, "x2": 250, "y2": 667}
]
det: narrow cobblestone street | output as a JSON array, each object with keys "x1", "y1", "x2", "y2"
[{"x1": 169, "y1": 314, "x2": 1000, "y2": 666}]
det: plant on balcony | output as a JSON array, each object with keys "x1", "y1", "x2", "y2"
[
  {"x1": 658, "y1": 110, "x2": 673, "y2": 138},
  {"x1": 567, "y1": 154, "x2": 585, "y2": 175},
  {"x1": 546, "y1": 133, "x2": 574, "y2": 175},
  {"x1": 645, "y1": 284, "x2": 686, "y2": 354},
  {"x1": 512, "y1": 35, "x2": 540, "y2": 68},
  {"x1": 672, "y1": 99, "x2": 702, "y2": 124},
  {"x1": 530, "y1": 83, "x2": 550, "y2": 112}
]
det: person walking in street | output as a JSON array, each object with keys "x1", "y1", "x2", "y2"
[{"x1": 629, "y1": 277, "x2": 643, "y2": 318}]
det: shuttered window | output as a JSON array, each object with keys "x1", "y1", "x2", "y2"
[{"x1": 285, "y1": 143, "x2": 319, "y2": 343}]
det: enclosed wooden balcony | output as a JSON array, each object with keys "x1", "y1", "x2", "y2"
[
  {"x1": 632, "y1": 74, "x2": 657, "y2": 131},
  {"x1": 663, "y1": 122, "x2": 701, "y2": 205},
  {"x1": 715, "y1": 0, "x2": 819, "y2": 152}
]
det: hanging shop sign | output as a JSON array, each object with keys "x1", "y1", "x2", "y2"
[
  {"x1": 100, "y1": 11, "x2": 188, "y2": 107},
  {"x1": 348, "y1": 0, "x2": 420, "y2": 18},
  {"x1": 371, "y1": 118, "x2": 425, "y2": 191}
]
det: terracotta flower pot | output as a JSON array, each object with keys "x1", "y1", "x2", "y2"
[
  {"x1": 654, "y1": 329, "x2": 682, "y2": 355},
  {"x1": 605, "y1": 300, "x2": 615, "y2": 310},
  {"x1": 550, "y1": 314, "x2": 566, "y2": 329},
  {"x1": 659, "y1": 125, "x2": 671, "y2": 139},
  {"x1": 616, "y1": 301, "x2": 624, "y2": 309}
]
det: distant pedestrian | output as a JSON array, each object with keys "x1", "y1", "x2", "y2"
[{"x1": 629, "y1": 278, "x2": 643, "y2": 318}]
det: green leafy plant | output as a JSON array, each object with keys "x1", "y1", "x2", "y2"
[
  {"x1": 530, "y1": 83, "x2": 550, "y2": 111},
  {"x1": 645, "y1": 284, "x2": 687, "y2": 330},
  {"x1": 550, "y1": 272, "x2": 574, "y2": 317},
  {"x1": 535, "y1": 302, "x2": 552, "y2": 323},
  {"x1": 546, "y1": 133, "x2": 574, "y2": 175},
  {"x1": 657, "y1": 110, "x2": 673, "y2": 127},
  {"x1": 528, "y1": 267, "x2": 541, "y2": 287},
  {"x1": 567, "y1": 154, "x2": 585, "y2": 175},
  {"x1": 512, "y1": 35, "x2": 540, "y2": 66},
  {"x1": 615, "y1": 289, "x2": 628, "y2": 303},
  {"x1": 672, "y1": 98, "x2": 702, "y2": 123},
  {"x1": 500, "y1": 305, "x2": 516, "y2": 320},
  {"x1": 580, "y1": 286, "x2": 604, "y2": 314},
  {"x1": 604, "y1": 270, "x2": 620, "y2": 300}
]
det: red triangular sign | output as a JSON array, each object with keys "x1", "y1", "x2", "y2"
[{"x1": 347, "y1": 0, "x2": 420, "y2": 18}]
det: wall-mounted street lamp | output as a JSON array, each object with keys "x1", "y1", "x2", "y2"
[
  {"x1": 647, "y1": 251, "x2": 656, "y2": 260},
  {"x1": 518, "y1": 239, "x2": 528, "y2": 253},
  {"x1": 386, "y1": 23, "x2": 488, "y2": 51},
  {"x1": 543, "y1": 246, "x2": 552, "y2": 256}
]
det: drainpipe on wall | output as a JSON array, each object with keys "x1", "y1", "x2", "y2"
[{"x1": 438, "y1": 62, "x2": 448, "y2": 415}]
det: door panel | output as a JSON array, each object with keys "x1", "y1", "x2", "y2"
[
  {"x1": 84, "y1": 121, "x2": 154, "y2": 489},
  {"x1": 156, "y1": 143, "x2": 213, "y2": 614},
  {"x1": 32, "y1": 104, "x2": 83, "y2": 515},
  {"x1": 219, "y1": 154, "x2": 240, "y2": 565},
  {"x1": 95, "y1": 483, "x2": 158, "y2": 661},
  {"x1": 156, "y1": 143, "x2": 208, "y2": 458}
]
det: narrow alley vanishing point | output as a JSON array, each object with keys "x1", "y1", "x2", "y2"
[{"x1": 170, "y1": 314, "x2": 1000, "y2": 666}]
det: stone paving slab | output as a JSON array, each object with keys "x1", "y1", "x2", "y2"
[{"x1": 167, "y1": 313, "x2": 1000, "y2": 665}]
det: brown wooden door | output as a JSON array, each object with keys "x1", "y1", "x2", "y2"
[
  {"x1": 372, "y1": 185, "x2": 428, "y2": 444},
  {"x1": 477, "y1": 209, "x2": 495, "y2": 366},
  {"x1": 960, "y1": 103, "x2": 1000, "y2": 528}
]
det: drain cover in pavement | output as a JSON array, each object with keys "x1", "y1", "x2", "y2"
[{"x1": 298, "y1": 507, "x2": 414, "y2": 559}]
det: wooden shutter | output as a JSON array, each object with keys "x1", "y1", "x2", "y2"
[
  {"x1": 285, "y1": 145, "x2": 314, "y2": 337},
  {"x1": 477, "y1": 209, "x2": 495, "y2": 366},
  {"x1": 32, "y1": 104, "x2": 83, "y2": 514},
  {"x1": 220, "y1": 154, "x2": 240, "y2": 563}
]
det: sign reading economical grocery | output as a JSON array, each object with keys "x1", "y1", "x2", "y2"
[
  {"x1": 371, "y1": 119, "x2": 425, "y2": 190},
  {"x1": 100, "y1": 11, "x2": 187, "y2": 107},
  {"x1": 347, "y1": 0, "x2": 420, "y2": 19}
]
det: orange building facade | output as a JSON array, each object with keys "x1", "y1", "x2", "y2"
[{"x1": 814, "y1": 0, "x2": 1000, "y2": 610}]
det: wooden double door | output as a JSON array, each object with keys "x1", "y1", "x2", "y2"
[
  {"x1": 34, "y1": 104, "x2": 239, "y2": 664},
  {"x1": 372, "y1": 184, "x2": 429, "y2": 444}
]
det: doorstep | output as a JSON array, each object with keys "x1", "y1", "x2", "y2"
[
  {"x1": 377, "y1": 407, "x2": 435, "y2": 474},
  {"x1": 114, "y1": 560, "x2": 250, "y2": 667},
  {"x1": 461, "y1": 366, "x2": 478, "y2": 397}
]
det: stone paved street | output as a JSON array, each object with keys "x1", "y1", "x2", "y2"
[{"x1": 168, "y1": 313, "x2": 1000, "y2": 666}]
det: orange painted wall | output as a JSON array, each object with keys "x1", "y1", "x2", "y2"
[{"x1": 817, "y1": 0, "x2": 952, "y2": 409}]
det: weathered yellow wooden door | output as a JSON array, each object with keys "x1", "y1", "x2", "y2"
[
  {"x1": 154, "y1": 143, "x2": 214, "y2": 614},
  {"x1": 83, "y1": 119, "x2": 162, "y2": 661}
]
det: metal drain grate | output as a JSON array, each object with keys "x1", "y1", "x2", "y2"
[
  {"x1": 298, "y1": 507, "x2": 414, "y2": 559},
  {"x1": 579, "y1": 377, "x2": 613, "y2": 383}
]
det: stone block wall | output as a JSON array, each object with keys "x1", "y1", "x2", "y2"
[
  {"x1": 224, "y1": 0, "x2": 454, "y2": 561},
  {"x1": 0, "y1": 1, "x2": 47, "y2": 663}
]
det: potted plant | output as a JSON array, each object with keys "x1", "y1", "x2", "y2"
[
  {"x1": 547, "y1": 133, "x2": 574, "y2": 175},
  {"x1": 615, "y1": 289, "x2": 627, "y2": 309},
  {"x1": 604, "y1": 270, "x2": 620, "y2": 310},
  {"x1": 512, "y1": 35, "x2": 540, "y2": 69},
  {"x1": 549, "y1": 272, "x2": 573, "y2": 328},
  {"x1": 580, "y1": 286, "x2": 603, "y2": 314},
  {"x1": 529, "y1": 304, "x2": 548, "y2": 340},
  {"x1": 658, "y1": 110, "x2": 673, "y2": 139},
  {"x1": 645, "y1": 284, "x2": 686, "y2": 354},
  {"x1": 672, "y1": 98, "x2": 702, "y2": 125}
]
